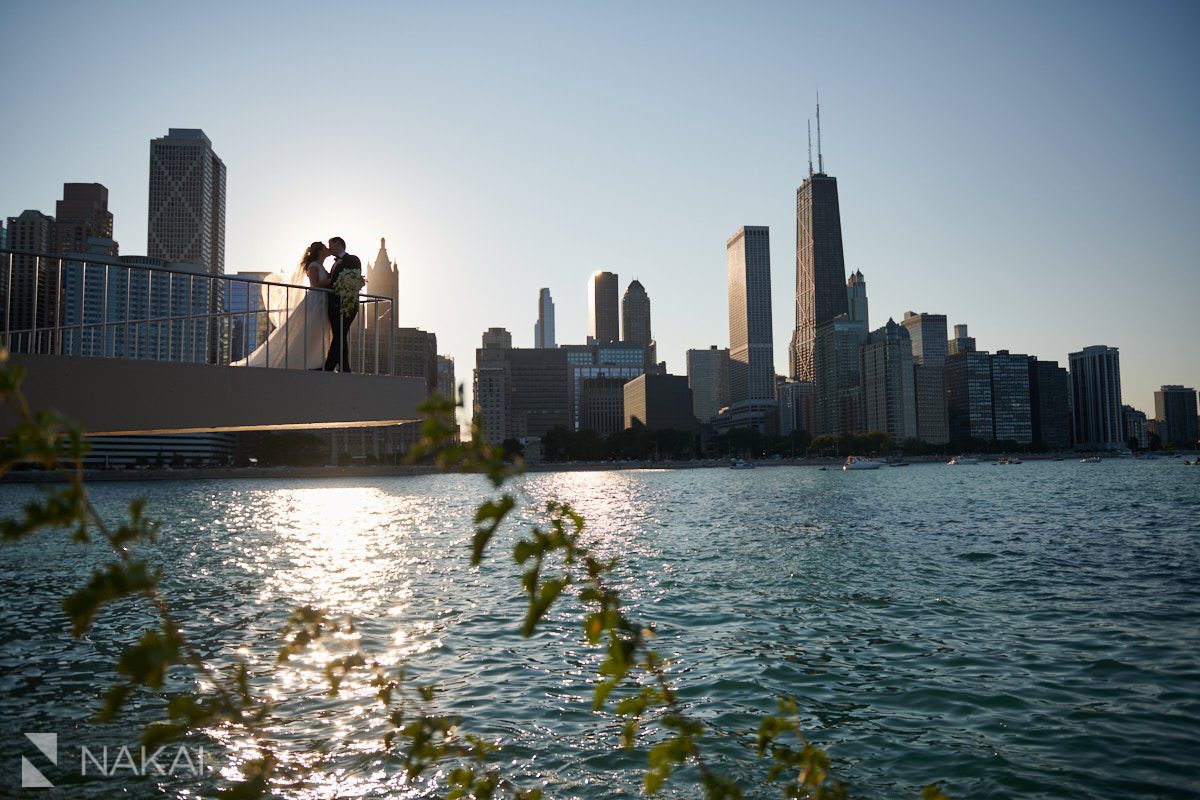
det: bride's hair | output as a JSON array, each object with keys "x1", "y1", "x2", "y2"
[{"x1": 300, "y1": 241, "x2": 326, "y2": 268}]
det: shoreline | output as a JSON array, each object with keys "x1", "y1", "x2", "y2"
[{"x1": 1, "y1": 452, "x2": 1170, "y2": 484}]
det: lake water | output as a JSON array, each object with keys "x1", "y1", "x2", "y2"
[{"x1": 1, "y1": 460, "x2": 1197, "y2": 798}]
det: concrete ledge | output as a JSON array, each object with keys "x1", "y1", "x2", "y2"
[{"x1": 4, "y1": 354, "x2": 428, "y2": 435}]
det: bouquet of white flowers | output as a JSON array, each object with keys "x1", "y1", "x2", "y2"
[{"x1": 332, "y1": 270, "x2": 364, "y2": 316}]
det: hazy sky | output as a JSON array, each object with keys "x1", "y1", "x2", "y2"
[{"x1": 3, "y1": 0, "x2": 1197, "y2": 426}]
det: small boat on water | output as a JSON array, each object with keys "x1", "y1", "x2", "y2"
[
  {"x1": 997, "y1": 456, "x2": 1023, "y2": 465},
  {"x1": 730, "y1": 458, "x2": 755, "y2": 470},
  {"x1": 1079, "y1": 456, "x2": 1102, "y2": 464},
  {"x1": 843, "y1": 456, "x2": 883, "y2": 471},
  {"x1": 948, "y1": 456, "x2": 979, "y2": 465}
]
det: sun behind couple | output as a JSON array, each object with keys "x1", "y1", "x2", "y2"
[{"x1": 233, "y1": 237, "x2": 363, "y2": 372}]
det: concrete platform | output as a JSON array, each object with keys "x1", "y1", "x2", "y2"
[{"x1": 3, "y1": 354, "x2": 428, "y2": 435}]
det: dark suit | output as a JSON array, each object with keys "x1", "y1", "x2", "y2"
[{"x1": 323, "y1": 253, "x2": 362, "y2": 372}]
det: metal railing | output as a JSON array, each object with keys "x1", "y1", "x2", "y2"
[{"x1": 1, "y1": 249, "x2": 394, "y2": 375}]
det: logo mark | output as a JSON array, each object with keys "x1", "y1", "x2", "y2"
[{"x1": 22, "y1": 732, "x2": 57, "y2": 788}]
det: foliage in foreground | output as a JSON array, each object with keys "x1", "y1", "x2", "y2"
[{"x1": 0, "y1": 348, "x2": 948, "y2": 799}]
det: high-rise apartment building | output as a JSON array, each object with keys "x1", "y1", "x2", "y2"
[
  {"x1": 776, "y1": 378, "x2": 815, "y2": 437},
  {"x1": 148, "y1": 129, "x2": 226, "y2": 363},
  {"x1": 946, "y1": 350, "x2": 994, "y2": 443},
  {"x1": 900, "y1": 312, "x2": 948, "y2": 368},
  {"x1": 588, "y1": 271, "x2": 619, "y2": 343},
  {"x1": 1122, "y1": 405, "x2": 1148, "y2": 449},
  {"x1": 621, "y1": 279, "x2": 651, "y2": 345},
  {"x1": 789, "y1": 171, "x2": 848, "y2": 380},
  {"x1": 846, "y1": 270, "x2": 868, "y2": 341},
  {"x1": 948, "y1": 323, "x2": 976, "y2": 355},
  {"x1": 990, "y1": 350, "x2": 1032, "y2": 444},
  {"x1": 912, "y1": 365, "x2": 949, "y2": 445},
  {"x1": 899, "y1": 311, "x2": 950, "y2": 445},
  {"x1": 56, "y1": 183, "x2": 116, "y2": 256},
  {"x1": 148, "y1": 129, "x2": 226, "y2": 276},
  {"x1": 726, "y1": 226, "x2": 774, "y2": 405},
  {"x1": 534, "y1": 288, "x2": 555, "y2": 349},
  {"x1": 686, "y1": 345, "x2": 731, "y2": 424},
  {"x1": 1069, "y1": 345, "x2": 1123, "y2": 450},
  {"x1": 1154, "y1": 385, "x2": 1198, "y2": 447},
  {"x1": 2, "y1": 209, "x2": 56, "y2": 333},
  {"x1": 813, "y1": 314, "x2": 862, "y2": 437},
  {"x1": 1028, "y1": 358, "x2": 1071, "y2": 450},
  {"x1": 861, "y1": 319, "x2": 917, "y2": 443}
]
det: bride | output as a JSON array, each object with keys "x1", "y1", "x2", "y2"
[{"x1": 232, "y1": 241, "x2": 332, "y2": 369}]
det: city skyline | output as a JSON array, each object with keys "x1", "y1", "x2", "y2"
[{"x1": 2, "y1": 2, "x2": 1198, "y2": 421}]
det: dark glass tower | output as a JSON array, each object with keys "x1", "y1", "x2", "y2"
[
  {"x1": 588, "y1": 271, "x2": 619, "y2": 343},
  {"x1": 789, "y1": 171, "x2": 848, "y2": 381}
]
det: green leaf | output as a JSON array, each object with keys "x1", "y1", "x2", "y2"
[
  {"x1": 141, "y1": 721, "x2": 185, "y2": 749},
  {"x1": 115, "y1": 626, "x2": 181, "y2": 688},
  {"x1": 62, "y1": 561, "x2": 160, "y2": 636},
  {"x1": 521, "y1": 577, "x2": 566, "y2": 637},
  {"x1": 472, "y1": 494, "x2": 515, "y2": 565}
]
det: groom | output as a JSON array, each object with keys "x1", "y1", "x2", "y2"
[{"x1": 323, "y1": 236, "x2": 362, "y2": 372}]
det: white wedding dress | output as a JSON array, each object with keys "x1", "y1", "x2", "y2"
[{"x1": 232, "y1": 261, "x2": 330, "y2": 370}]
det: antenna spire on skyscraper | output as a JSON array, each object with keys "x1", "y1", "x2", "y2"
[
  {"x1": 807, "y1": 119, "x2": 813, "y2": 177},
  {"x1": 816, "y1": 88, "x2": 824, "y2": 174}
]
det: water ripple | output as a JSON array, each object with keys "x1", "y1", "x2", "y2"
[{"x1": 0, "y1": 461, "x2": 1197, "y2": 798}]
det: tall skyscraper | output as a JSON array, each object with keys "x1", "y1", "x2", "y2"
[
  {"x1": 948, "y1": 323, "x2": 976, "y2": 355},
  {"x1": 726, "y1": 226, "x2": 774, "y2": 405},
  {"x1": 946, "y1": 350, "x2": 994, "y2": 443},
  {"x1": 1028, "y1": 357, "x2": 1071, "y2": 450},
  {"x1": 588, "y1": 271, "x2": 619, "y2": 343},
  {"x1": 2, "y1": 209, "x2": 56, "y2": 333},
  {"x1": 789, "y1": 113, "x2": 848, "y2": 381},
  {"x1": 621, "y1": 279, "x2": 651, "y2": 345},
  {"x1": 990, "y1": 350, "x2": 1033, "y2": 444},
  {"x1": 861, "y1": 319, "x2": 917, "y2": 443},
  {"x1": 902, "y1": 311, "x2": 950, "y2": 445},
  {"x1": 1154, "y1": 385, "x2": 1198, "y2": 447},
  {"x1": 686, "y1": 345, "x2": 731, "y2": 423},
  {"x1": 1069, "y1": 345, "x2": 1123, "y2": 450},
  {"x1": 813, "y1": 314, "x2": 862, "y2": 437},
  {"x1": 900, "y1": 312, "x2": 949, "y2": 367},
  {"x1": 846, "y1": 269, "x2": 868, "y2": 340},
  {"x1": 364, "y1": 238, "x2": 399, "y2": 329},
  {"x1": 912, "y1": 365, "x2": 949, "y2": 445},
  {"x1": 148, "y1": 129, "x2": 226, "y2": 276},
  {"x1": 56, "y1": 183, "x2": 116, "y2": 256},
  {"x1": 534, "y1": 288, "x2": 555, "y2": 349},
  {"x1": 148, "y1": 129, "x2": 226, "y2": 363}
]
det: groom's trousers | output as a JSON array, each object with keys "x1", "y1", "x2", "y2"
[{"x1": 324, "y1": 302, "x2": 358, "y2": 372}]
